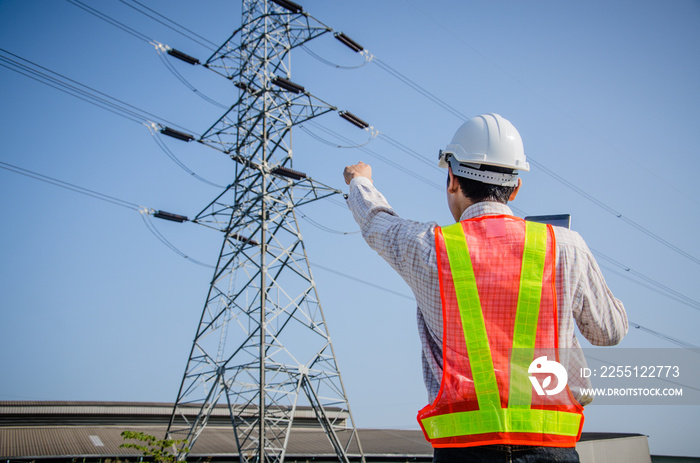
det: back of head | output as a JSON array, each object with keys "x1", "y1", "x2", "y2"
[{"x1": 438, "y1": 113, "x2": 528, "y2": 203}]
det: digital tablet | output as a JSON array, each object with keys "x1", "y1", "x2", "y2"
[{"x1": 524, "y1": 213, "x2": 571, "y2": 229}]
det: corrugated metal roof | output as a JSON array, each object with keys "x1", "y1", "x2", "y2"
[
  {"x1": 0, "y1": 401, "x2": 343, "y2": 419},
  {"x1": 0, "y1": 426, "x2": 430, "y2": 459}
]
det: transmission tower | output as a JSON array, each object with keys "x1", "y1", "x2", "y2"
[{"x1": 166, "y1": 1, "x2": 365, "y2": 462}]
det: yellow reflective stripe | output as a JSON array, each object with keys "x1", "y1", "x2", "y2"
[
  {"x1": 421, "y1": 408, "x2": 582, "y2": 440},
  {"x1": 509, "y1": 221, "x2": 548, "y2": 408},
  {"x1": 441, "y1": 223, "x2": 500, "y2": 409}
]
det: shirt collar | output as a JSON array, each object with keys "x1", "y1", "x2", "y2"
[{"x1": 459, "y1": 201, "x2": 514, "y2": 221}]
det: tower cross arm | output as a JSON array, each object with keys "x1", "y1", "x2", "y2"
[
  {"x1": 278, "y1": 174, "x2": 343, "y2": 208},
  {"x1": 197, "y1": 90, "x2": 338, "y2": 157}
]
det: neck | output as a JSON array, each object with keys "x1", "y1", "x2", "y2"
[{"x1": 450, "y1": 195, "x2": 474, "y2": 222}]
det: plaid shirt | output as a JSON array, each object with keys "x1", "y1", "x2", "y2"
[{"x1": 347, "y1": 177, "x2": 628, "y2": 405}]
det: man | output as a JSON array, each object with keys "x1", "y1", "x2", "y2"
[{"x1": 343, "y1": 113, "x2": 628, "y2": 462}]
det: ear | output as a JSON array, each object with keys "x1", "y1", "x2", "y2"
[
  {"x1": 447, "y1": 167, "x2": 460, "y2": 194},
  {"x1": 508, "y1": 178, "x2": 522, "y2": 202}
]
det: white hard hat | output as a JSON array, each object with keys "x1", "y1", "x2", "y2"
[{"x1": 438, "y1": 113, "x2": 529, "y2": 186}]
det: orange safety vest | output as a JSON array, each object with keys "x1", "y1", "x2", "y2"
[{"x1": 417, "y1": 216, "x2": 584, "y2": 448}]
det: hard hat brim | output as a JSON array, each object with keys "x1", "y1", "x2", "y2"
[{"x1": 447, "y1": 156, "x2": 521, "y2": 187}]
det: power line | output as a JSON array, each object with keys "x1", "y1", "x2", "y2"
[
  {"x1": 0, "y1": 160, "x2": 142, "y2": 212},
  {"x1": 596, "y1": 254, "x2": 700, "y2": 313},
  {"x1": 67, "y1": 0, "x2": 226, "y2": 109},
  {"x1": 305, "y1": 120, "x2": 443, "y2": 191},
  {"x1": 0, "y1": 44, "x2": 230, "y2": 206},
  {"x1": 377, "y1": 133, "x2": 442, "y2": 172},
  {"x1": 371, "y1": 57, "x2": 469, "y2": 121},
  {"x1": 301, "y1": 43, "x2": 370, "y2": 70},
  {"x1": 298, "y1": 122, "x2": 377, "y2": 149},
  {"x1": 1, "y1": 48, "x2": 224, "y2": 204},
  {"x1": 118, "y1": 0, "x2": 219, "y2": 51},
  {"x1": 310, "y1": 261, "x2": 414, "y2": 302},
  {"x1": 153, "y1": 44, "x2": 228, "y2": 109},
  {"x1": 0, "y1": 48, "x2": 193, "y2": 133},
  {"x1": 0, "y1": 54, "x2": 143, "y2": 126},
  {"x1": 0, "y1": 159, "x2": 213, "y2": 269},
  {"x1": 297, "y1": 210, "x2": 360, "y2": 235},
  {"x1": 628, "y1": 321, "x2": 700, "y2": 352},
  {"x1": 67, "y1": 0, "x2": 156, "y2": 45},
  {"x1": 530, "y1": 158, "x2": 700, "y2": 267},
  {"x1": 146, "y1": 124, "x2": 225, "y2": 188},
  {"x1": 139, "y1": 211, "x2": 214, "y2": 268}
]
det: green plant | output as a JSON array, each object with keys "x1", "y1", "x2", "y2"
[{"x1": 120, "y1": 430, "x2": 189, "y2": 463}]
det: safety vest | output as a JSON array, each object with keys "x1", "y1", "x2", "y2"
[{"x1": 417, "y1": 216, "x2": 584, "y2": 448}]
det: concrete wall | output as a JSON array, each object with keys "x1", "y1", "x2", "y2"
[{"x1": 577, "y1": 435, "x2": 651, "y2": 463}]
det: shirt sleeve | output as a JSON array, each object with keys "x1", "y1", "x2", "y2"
[
  {"x1": 562, "y1": 232, "x2": 629, "y2": 346},
  {"x1": 346, "y1": 176, "x2": 438, "y2": 288}
]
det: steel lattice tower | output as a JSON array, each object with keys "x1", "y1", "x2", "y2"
[{"x1": 166, "y1": 1, "x2": 364, "y2": 462}]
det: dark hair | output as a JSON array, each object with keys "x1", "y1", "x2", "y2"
[{"x1": 449, "y1": 164, "x2": 517, "y2": 204}]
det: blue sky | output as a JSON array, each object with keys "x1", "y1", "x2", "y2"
[{"x1": 1, "y1": 0, "x2": 699, "y2": 458}]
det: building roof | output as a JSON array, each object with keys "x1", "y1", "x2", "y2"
[
  {"x1": 0, "y1": 401, "x2": 428, "y2": 460},
  {"x1": 0, "y1": 401, "x2": 650, "y2": 462}
]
